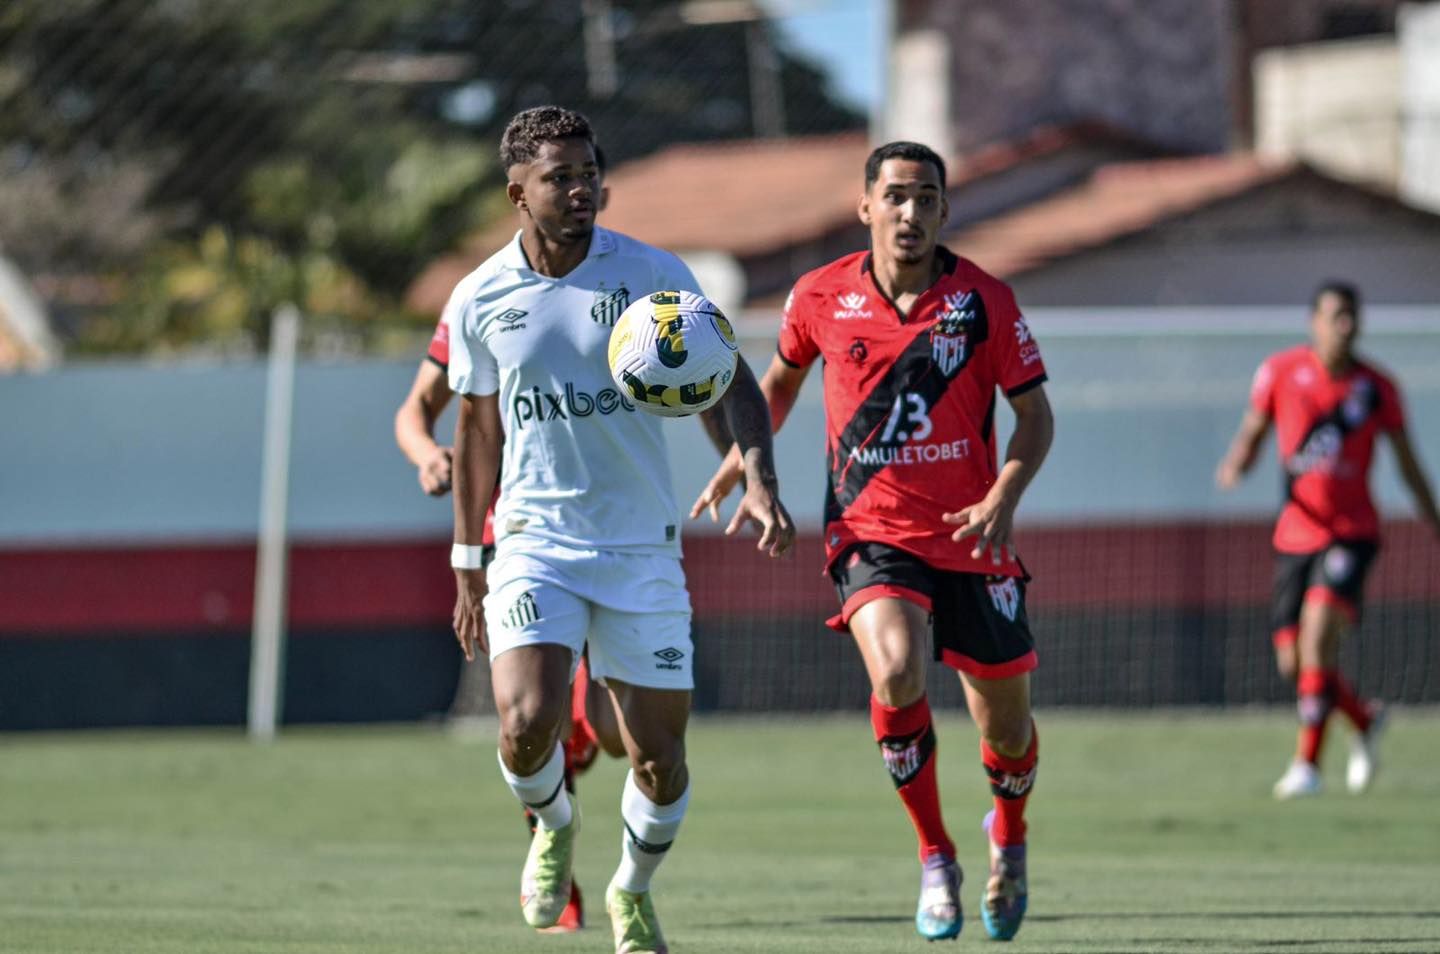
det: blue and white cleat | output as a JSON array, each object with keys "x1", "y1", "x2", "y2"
[
  {"x1": 915, "y1": 853, "x2": 963, "y2": 941},
  {"x1": 981, "y1": 812, "x2": 1027, "y2": 941}
]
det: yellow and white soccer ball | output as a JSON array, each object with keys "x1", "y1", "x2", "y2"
[{"x1": 607, "y1": 289, "x2": 739, "y2": 417}]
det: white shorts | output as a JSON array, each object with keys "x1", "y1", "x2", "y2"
[{"x1": 483, "y1": 537, "x2": 694, "y2": 691}]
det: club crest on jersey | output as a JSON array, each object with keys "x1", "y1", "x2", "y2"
[
  {"x1": 932, "y1": 291, "x2": 981, "y2": 378},
  {"x1": 590, "y1": 284, "x2": 630, "y2": 327},
  {"x1": 1342, "y1": 378, "x2": 1375, "y2": 427}
]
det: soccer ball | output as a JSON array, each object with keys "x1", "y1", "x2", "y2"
[{"x1": 607, "y1": 289, "x2": 739, "y2": 417}]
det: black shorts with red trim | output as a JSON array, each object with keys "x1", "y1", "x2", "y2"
[
  {"x1": 1270, "y1": 539, "x2": 1378, "y2": 645},
  {"x1": 827, "y1": 541, "x2": 1037, "y2": 679}
]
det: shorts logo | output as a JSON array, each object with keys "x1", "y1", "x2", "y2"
[
  {"x1": 1324, "y1": 546, "x2": 1355, "y2": 583},
  {"x1": 986, "y1": 576, "x2": 1020, "y2": 622},
  {"x1": 502, "y1": 591, "x2": 540, "y2": 629},
  {"x1": 654, "y1": 647, "x2": 685, "y2": 671},
  {"x1": 590, "y1": 284, "x2": 630, "y2": 327}
]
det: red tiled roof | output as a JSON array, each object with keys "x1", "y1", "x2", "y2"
[
  {"x1": 945, "y1": 154, "x2": 1294, "y2": 277},
  {"x1": 404, "y1": 124, "x2": 1145, "y2": 315},
  {"x1": 406, "y1": 132, "x2": 871, "y2": 315}
]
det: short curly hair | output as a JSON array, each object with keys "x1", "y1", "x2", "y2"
[{"x1": 500, "y1": 106, "x2": 595, "y2": 170}]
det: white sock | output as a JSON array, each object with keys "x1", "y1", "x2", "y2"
[
  {"x1": 497, "y1": 744, "x2": 573, "y2": 831},
  {"x1": 613, "y1": 769, "x2": 689, "y2": 894}
]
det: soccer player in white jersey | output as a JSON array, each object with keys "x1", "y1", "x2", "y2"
[{"x1": 446, "y1": 106, "x2": 794, "y2": 954}]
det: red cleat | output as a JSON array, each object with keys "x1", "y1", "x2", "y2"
[{"x1": 538, "y1": 881, "x2": 584, "y2": 933}]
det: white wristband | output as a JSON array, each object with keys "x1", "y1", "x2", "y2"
[{"x1": 451, "y1": 543, "x2": 486, "y2": 570}]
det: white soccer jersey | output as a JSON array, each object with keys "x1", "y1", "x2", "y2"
[{"x1": 446, "y1": 226, "x2": 702, "y2": 555}]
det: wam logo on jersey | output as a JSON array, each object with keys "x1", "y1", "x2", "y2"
[
  {"x1": 986, "y1": 576, "x2": 1021, "y2": 622},
  {"x1": 931, "y1": 290, "x2": 981, "y2": 378},
  {"x1": 590, "y1": 284, "x2": 630, "y2": 327}
]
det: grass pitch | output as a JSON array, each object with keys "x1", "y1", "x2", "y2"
[{"x1": 3, "y1": 710, "x2": 1438, "y2": 953}]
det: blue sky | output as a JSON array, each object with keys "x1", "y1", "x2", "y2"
[{"x1": 767, "y1": 0, "x2": 881, "y2": 114}]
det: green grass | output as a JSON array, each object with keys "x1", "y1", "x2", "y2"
[{"x1": 3, "y1": 711, "x2": 1439, "y2": 953}]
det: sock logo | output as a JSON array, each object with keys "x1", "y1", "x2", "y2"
[
  {"x1": 879, "y1": 724, "x2": 936, "y2": 789},
  {"x1": 985, "y1": 764, "x2": 1037, "y2": 801},
  {"x1": 1297, "y1": 693, "x2": 1332, "y2": 726}
]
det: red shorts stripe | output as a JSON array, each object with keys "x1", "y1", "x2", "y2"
[
  {"x1": 1303, "y1": 586, "x2": 1358, "y2": 624},
  {"x1": 939, "y1": 648, "x2": 1039, "y2": 680},
  {"x1": 825, "y1": 584, "x2": 932, "y2": 632}
]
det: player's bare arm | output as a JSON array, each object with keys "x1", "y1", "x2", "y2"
[
  {"x1": 691, "y1": 353, "x2": 809, "y2": 522},
  {"x1": 1387, "y1": 424, "x2": 1440, "y2": 540},
  {"x1": 711, "y1": 355, "x2": 797, "y2": 556},
  {"x1": 1216, "y1": 406, "x2": 1272, "y2": 490},
  {"x1": 943, "y1": 384, "x2": 1054, "y2": 564},
  {"x1": 451, "y1": 391, "x2": 502, "y2": 660},
  {"x1": 395, "y1": 360, "x2": 456, "y2": 496}
]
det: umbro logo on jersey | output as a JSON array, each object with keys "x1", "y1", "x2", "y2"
[
  {"x1": 654, "y1": 647, "x2": 686, "y2": 670},
  {"x1": 502, "y1": 591, "x2": 540, "y2": 629},
  {"x1": 590, "y1": 285, "x2": 630, "y2": 326},
  {"x1": 833, "y1": 292, "x2": 872, "y2": 320},
  {"x1": 495, "y1": 308, "x2": 529, "y2": 332}
]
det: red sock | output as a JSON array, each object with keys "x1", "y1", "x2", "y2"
[
  {"x1": 870, "y1": 694, "x2": 954, "y2": 861},
  {"x1": 1296, "y1": 668, "x2": 1334, "y2": 765},
  {"x1": 981, "y1": 724, "x2": 1038, "y2": 848},
  {"x1": 1329, "y1": 670, "x2": 1373, "y2": 732}
]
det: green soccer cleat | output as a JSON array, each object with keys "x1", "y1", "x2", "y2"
[
  {"x1": 519, "y1": 793, "x2": 580, "y2": 930},
  {"x1": 606, "y1": 881, "x2": 668, "y2": 954},
  {"x1": 915, "y1": 853, "x2": 963, "y2": 941}
]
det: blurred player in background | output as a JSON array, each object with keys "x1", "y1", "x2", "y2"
[
  {"x1": 1217, "y1": 281, "x2": 1440, "y2": 799},
  {"x1": 448, "y1": 106, "x2": 793, "y2": 953},
  {"x1": 393, "y1": 147, "x2": 621, "y2": 932},
  {"x1": 694, "y1": 141, "x2": 1053, "y2": 942}
]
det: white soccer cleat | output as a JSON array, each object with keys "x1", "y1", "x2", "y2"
[
  {"x1": 1272, "y1": 759, "x2": 1322, "y2": 800},
  {"x1": 1347, "y1": 706, "x2": 1388, "y2": 794}
]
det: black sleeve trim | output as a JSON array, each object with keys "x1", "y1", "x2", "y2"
[
  {"x1": 426, "y1": 354, "x2": 448, "y2": 372},
  {"x1": 1005, "y1": 373, "x2": 1047, "y2": 398},
  {"x1": 776, "y1": 343, "x2": 802, "y2": 369}
]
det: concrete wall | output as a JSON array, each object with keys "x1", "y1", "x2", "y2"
[{"x1": 3, "y1": 311, "x2": 1437, "y2": 544}]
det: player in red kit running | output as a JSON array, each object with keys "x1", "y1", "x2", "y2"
[
  {"x1": 393, "y1": 153, "x2": 625, "y2": 930},
  {"x1": 693, "y1": 141, "x2": 1054, "y2": 942},
  {"x1": 1217, "y1": 281, "x2": 1440, "y2": 799}
]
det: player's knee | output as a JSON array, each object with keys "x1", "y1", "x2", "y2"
[
  {"x1": 498, "y1": 703, "x2": 565, "y2": 770},
  {"x1": 982, "y1": 719, "x2": 1033, "y2": 759},
  {"x1": 874, "y1": 668, "x2": 925, "y2": 708},
  {"x1": 630, "y1": 746, "x2": 687, "y2": 802}
]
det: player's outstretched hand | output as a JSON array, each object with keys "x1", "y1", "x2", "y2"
[
  {"x1": 689, "y1": 455, "x2": 746, "y2": 523},
  {"x1": 942, "y1": 492, "x2": 1017, "y2": 566},
  {"x1": 1214, "y1": 457, "x2": 1242, "y2": 491},
  {"x1": 420, "y1": 446, "x2": 454, "y2": 496},
  {"x1": 727, "y1": 480, "x2": 797, "y2": 558},
  {"x1": 452, "y1": 568, "x2": 488, "y2": 661}
]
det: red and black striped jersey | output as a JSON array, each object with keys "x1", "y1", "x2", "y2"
[
  {"x1": 1250, "y1": 345, "x2": 1404, "y2": 553},
  {"x1": 778, "y1": 249, "x2": 1047, "y2": 576}
]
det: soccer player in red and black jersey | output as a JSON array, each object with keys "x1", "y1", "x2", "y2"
[
  {"x1": 392, "y1": 153, "x2": 625, "y2": 931},
  {"x1": 1217, "y1": 282, "x2": 1440, "y2": 800},
  {"x1": 694, "y1": 141, "x2": 1054, "y2": 942}
]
